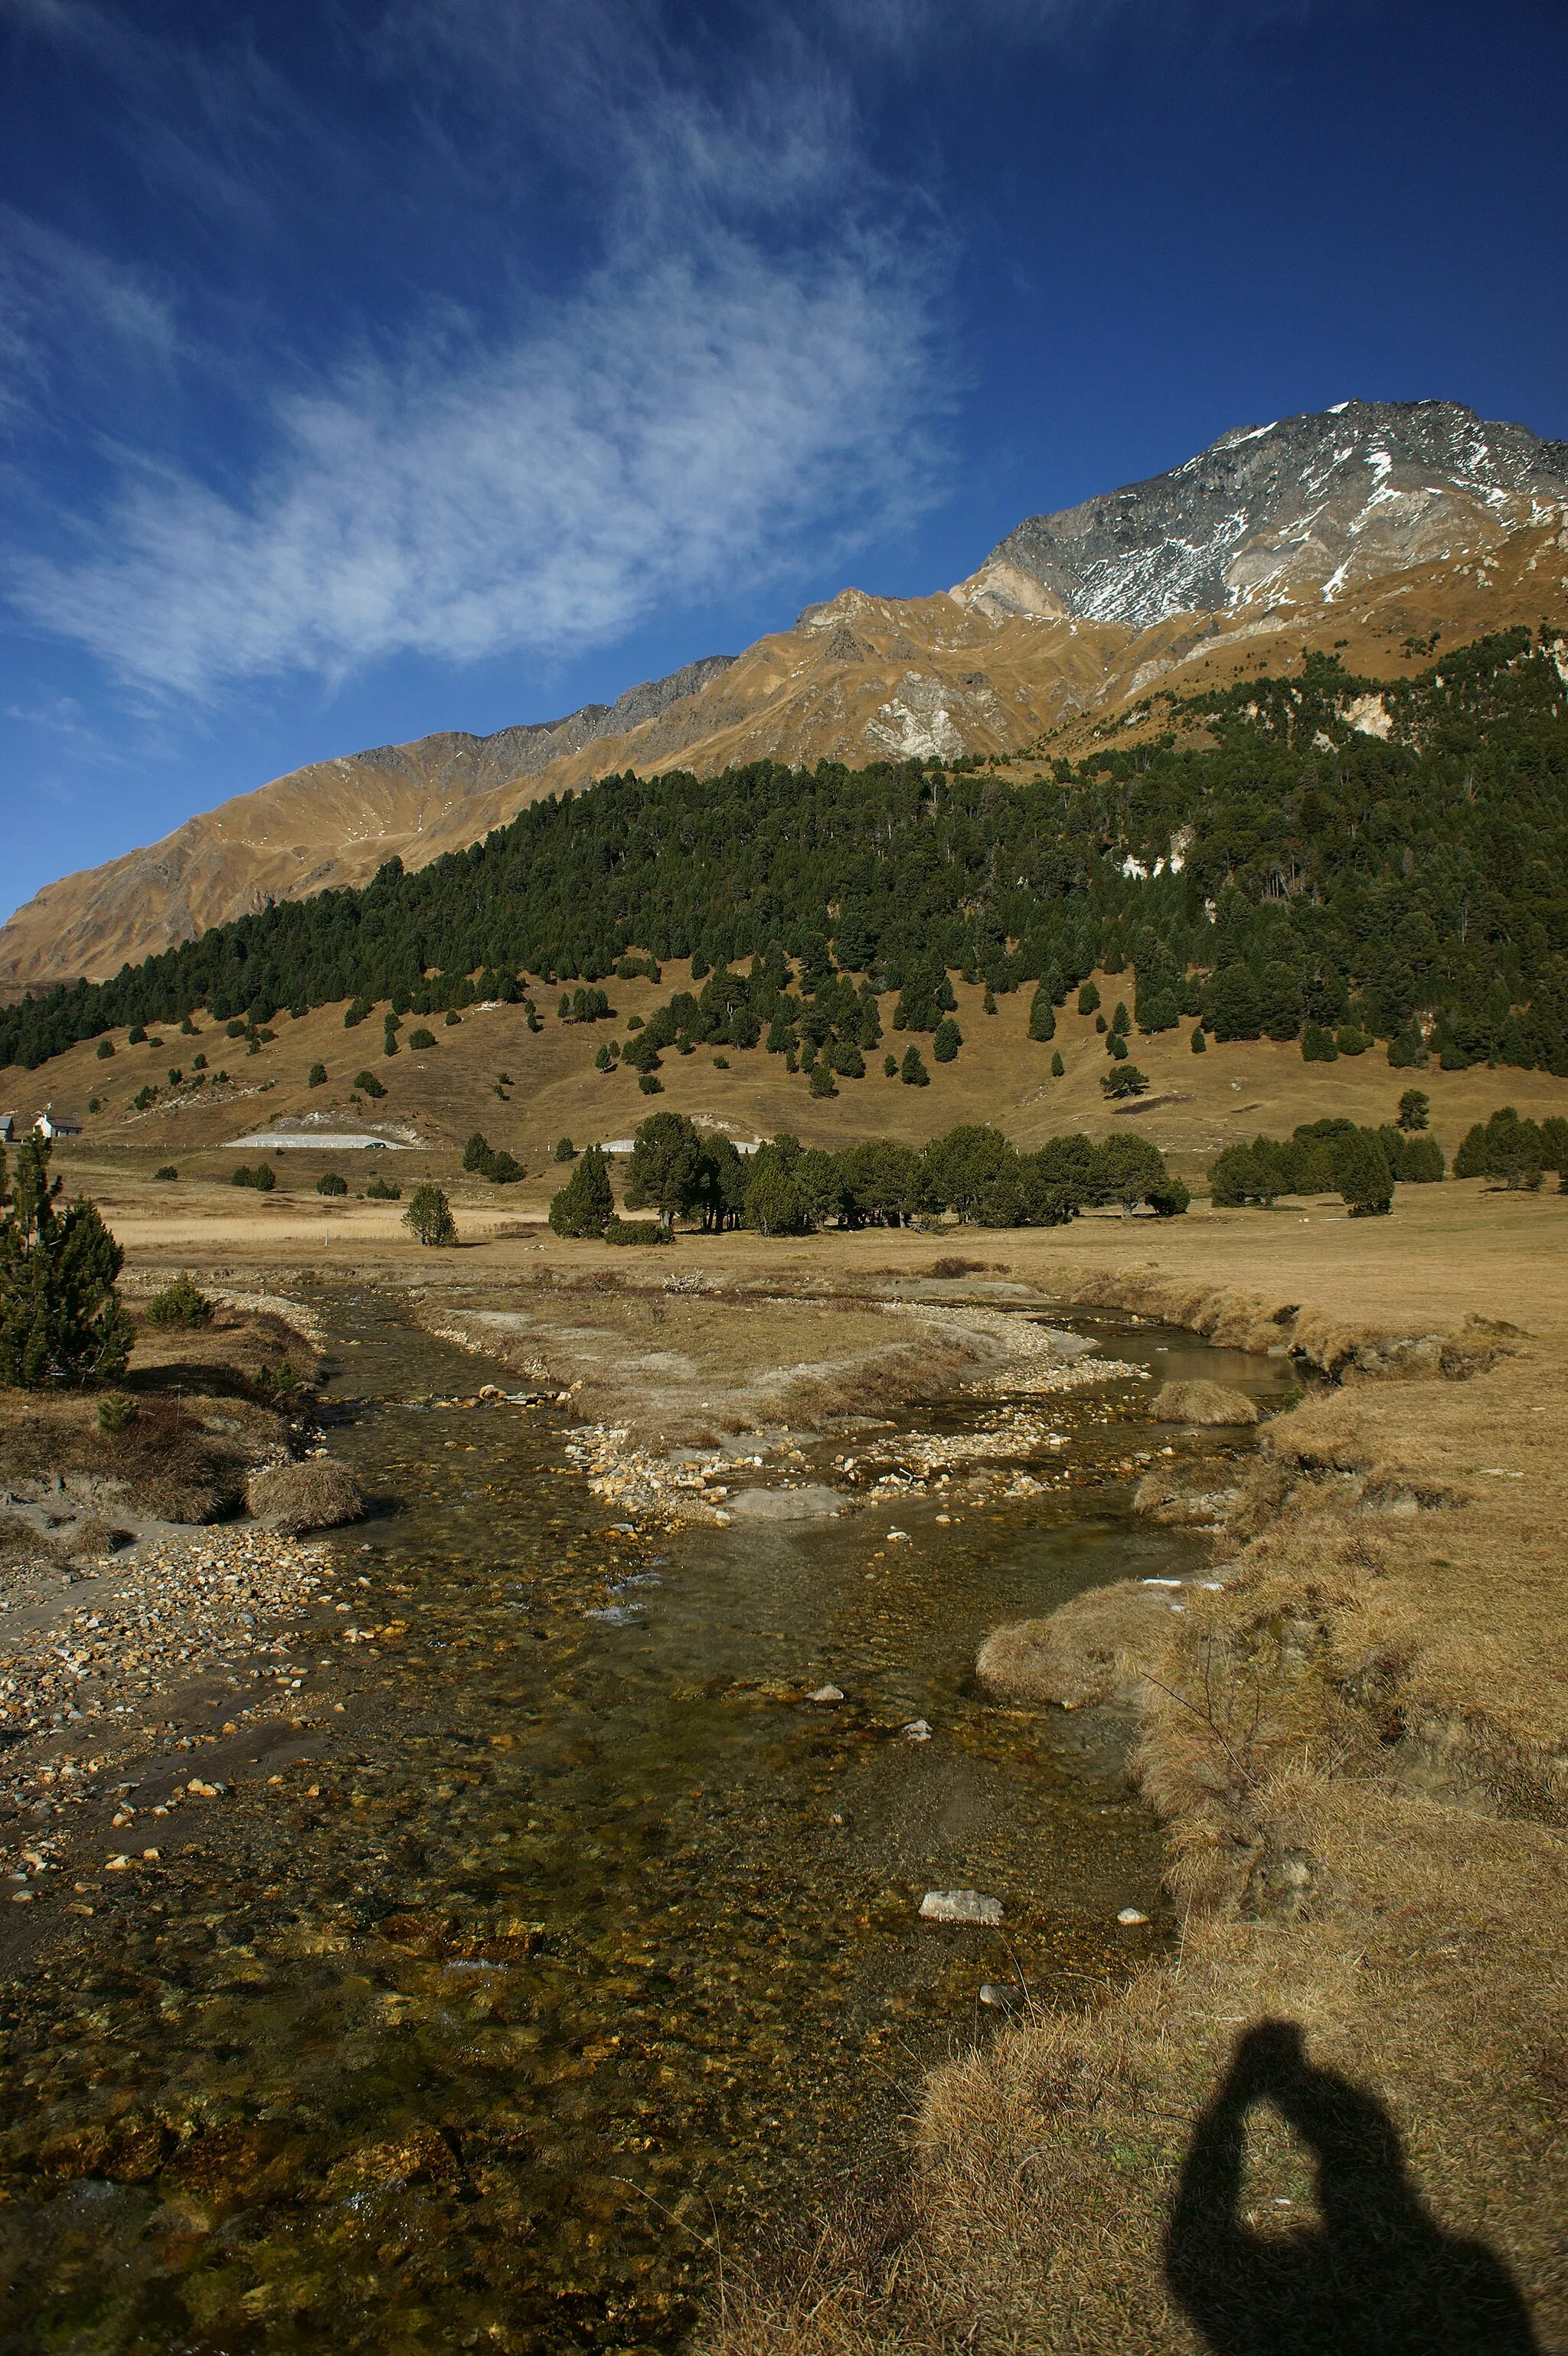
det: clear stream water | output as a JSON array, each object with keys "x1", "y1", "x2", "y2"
[{"x1": 0, "y1": 1296, "x2": 1291, "y2": 2355}]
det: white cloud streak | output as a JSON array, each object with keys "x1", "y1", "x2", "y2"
[
  {"x1": 4, "y1": 0, "x2": 952, "y2": 698},
  {"x1": 14, "y1": 230, "x2": 942, "y2": 694}
]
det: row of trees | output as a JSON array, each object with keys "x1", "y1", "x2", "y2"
[
  {"x1": 5, "y1": 628, "x2": 1566, "y2": 1083},
  {"x1": 1210, "y1": 1102, "x2": 1568, "y2": 1210},
  {"x1": 1453, "y1": 1107, "x2": 1568, "y2": 1190},
  {"x1": 1208, "y1": 1119, "x2": 1446, "y2": 1217},
  {"x1": 549, "y1": 1114, "x2": 1191, "y2": 1239}
]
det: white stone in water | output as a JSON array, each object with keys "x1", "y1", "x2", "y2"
[
  {"x1": 903, "y1": 1719, "x2": 933, "y2": 1741},
  {"x1": 920, "y1": 1889, "x2": 1003, "y2": 1926},
  {"x1": 1116, "y1": 1907, "x2": 1150, "y2": 1926},
  {"x1": 808, "y1": 1684, "x2": 844, "y2": 1704}
]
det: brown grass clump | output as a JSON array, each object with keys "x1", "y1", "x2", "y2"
[
  {"x1": 0, "y1": 1515, "x2": 65, "y2": 1568},
  {"x1": 0, "y1": 1390, "x2": 259, "y2": 1523},
  {"x1": 1151, "y1": 1378, "x2": 1259, "y2": 1425},
  {"x1": 246, "y1": 1459, "x2": 364, "y2": 1532},
  {"x1": 975, "y1": 1580, "x2": 1179, "y2": 1710}
]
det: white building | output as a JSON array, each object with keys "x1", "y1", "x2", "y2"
[{"x1": 35, "y1": 1110, "x2": 83, "y2": 1139}]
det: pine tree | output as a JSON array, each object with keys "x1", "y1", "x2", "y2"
[
  {"x1": 900, "y1": 1047, "x2": 930, "y2": 1087},
  {"x1": 549, "y1": 1146, "x2": 615, "y2": 1237},
  {"x1": 623, "y1": 1113, "x2": 705, "y2": 1231},
  {"x1": 1027, "y1": 982, "x2": 1057, "y2": 1041},
  {"x1": 0, "y1": 1136, "x2": 132, "y2": 1388},
  {"x1": 743, "y1": 1165, "x2": 806, "y2": 1235},
  {"x1": 933, "y1": 1016, "x2": 962, "y2": 1063},
  {"x1": 403, "y1": 1185, "x2": 458, "y2": 1245},
  {"x1": 1336, "y1": 1129, "x2": 1395, "y2": 1216}
]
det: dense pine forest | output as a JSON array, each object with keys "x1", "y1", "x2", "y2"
[{"x1": 4, "y1": 627, "x2": 1566, "y2": 1077}]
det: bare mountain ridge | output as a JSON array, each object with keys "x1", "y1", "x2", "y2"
[{"x1": 5, "y1": 398, "x2": 1567, "y2": 996}]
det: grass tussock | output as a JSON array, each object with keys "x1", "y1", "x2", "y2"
[
  {"x1": 1151, "y1": 1377, "x2": 1259, "y2": 1425},
  {"x1": 976, "y1": 1580, "x2": 1178, "y2": 1710},
  {"x1": 246, "y1": 1459, "x2": 364, "y2": 1532}
]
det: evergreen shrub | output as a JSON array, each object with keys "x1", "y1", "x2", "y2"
[{"x1": 145, "y1": 1271, "x2": 213, "y2": 1327}]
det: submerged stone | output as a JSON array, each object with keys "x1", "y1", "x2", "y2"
[{"x1": 919, "y1": 1889, "x2": 1002, "y2": 1926}]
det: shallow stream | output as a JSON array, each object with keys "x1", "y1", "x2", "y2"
[{"x1": 0, "y1": 1295, "x2": 1291, "y2": 2354}]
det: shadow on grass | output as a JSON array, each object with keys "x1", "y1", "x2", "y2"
[{"x1": 1165, "y1": 2019, "x2": 1537, "y2": 2354}]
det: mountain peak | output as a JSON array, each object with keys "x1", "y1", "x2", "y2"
[{"x1": 951, "y1": 397, "x2": 1568, "y2": 629}]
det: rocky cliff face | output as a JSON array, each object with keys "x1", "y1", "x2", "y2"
[
  {"x1": 952, "y1": 400, "x2": 1568, "y2": 627},
  {"x1": 5, "y1": 401, "x2": 1566, "y2": 999}
]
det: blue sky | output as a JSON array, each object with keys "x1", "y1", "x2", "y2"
[{"x1": 2, "y1": 0, "x2": 1565, "y2": 926}]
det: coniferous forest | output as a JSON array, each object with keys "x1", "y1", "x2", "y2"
[{"x1": 4, "y1": 628, "x2": 1566, "y2": 1077}]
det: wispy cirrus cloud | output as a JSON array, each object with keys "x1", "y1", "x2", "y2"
[
  {"x1": 14, "y1": 229, "x2": 943, "y2": 694},
  {"x1": 3, "y1": 0, "x2": 952, "y2": 699}
]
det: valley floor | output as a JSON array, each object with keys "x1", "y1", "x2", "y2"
[{"x1": 1, "y1": 1178, "x2": 1565, "y2": 2349}]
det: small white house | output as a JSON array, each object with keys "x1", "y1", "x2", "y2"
[{"x1": 35, "y1": 1110, "x2": 83, "y2": 1140}]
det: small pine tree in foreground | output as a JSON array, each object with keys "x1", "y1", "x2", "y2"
[
  {"x1": 403, "y1": 1185, "x2": 458, "y2": 1246},
  {"x1": 0, "y1": 1136, "x2": 133, "y2": 1388}
]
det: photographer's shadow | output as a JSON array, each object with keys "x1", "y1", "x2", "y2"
[{"x1": 1165, "y1": 2020, "x2": 1537, "y2": 2354}]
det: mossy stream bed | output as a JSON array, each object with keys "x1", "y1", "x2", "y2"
[{"x1": 0, "y1": 1296, "x2": 1291, "y2": 2354}]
